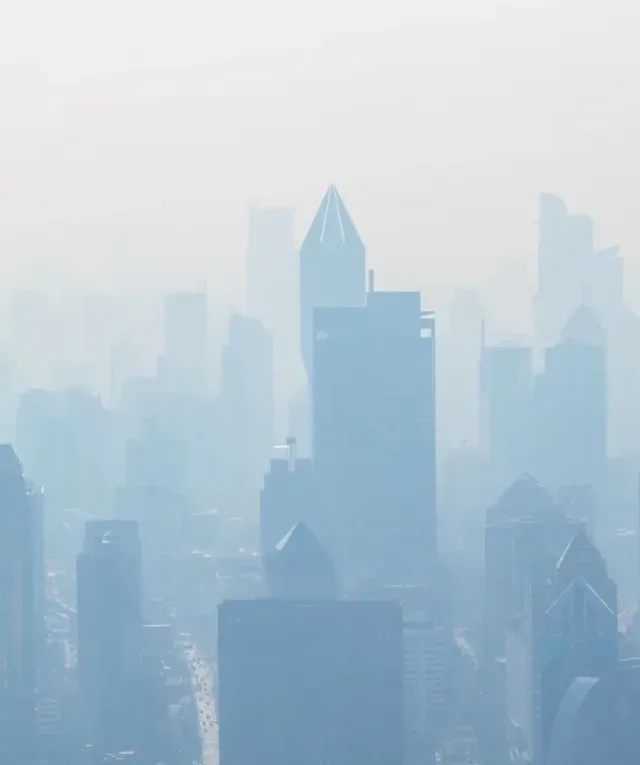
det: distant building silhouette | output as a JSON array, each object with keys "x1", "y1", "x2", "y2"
[
  {"x1": 218, "y1": 598, "x2": 404, "y2": 765},
  {"x1": 77, "y1": 520, "x2": 143, "y2": 755},
  {"x1": 534, "y1": 194, "x2": 594, "y2": 355},
  {"x1": 0, "y1": 446, "x2": 39, "y2": 764},
  {"x1": 265, "y1": 522, "x2": 337, "y2": 599},
  {"x1": 445, "y1": 289, "x2": 483, "y2": 450},
  {"x1": 220, "y1": 313, "x2": 274, "y2": 517},
  {"x1": 299, "y1": 186, "x2": 366, "y2": 379},
  {"x1": 480, "y1": 343, "x2": 533, "y2": 494},
  {"x1": 159, "y1": 291, "x2": 209, "y2": 395},
  {"x1": 247, "y1": 206, "x2": 300, "y2": 438},
  {"x1": 533, "y1": 305, "x2": 606, "y2": 535},
  {"x1": 313, "y1": 290, "x2": 436, "y2": 586}
]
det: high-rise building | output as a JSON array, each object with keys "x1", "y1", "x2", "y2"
[
  {"x1": 533, "y1": 305, "x2": 606, "y2": 535},
  {"x1": 481, "y1": 473, "x2": 585, "y2": 765},
  {"x1": 247, "y1": 206, "x2": 300, "y2": 436},
  {"x1": 159, "y1": 291, "x2": 209, "y2": 395},
  {"x1": 534, "y1": 194, "x2": 594, "y2": 355},
  {"x1": 0, "y1": 446, "x2": 38, "y2": 764},
  {"x1": 506, "y1": 532, "x2": 618, "y2": 764},
  {"x1": 260, "y1": 444, "x2": 315, "y2": 555},
  {"x1": 313, "y1": 290, "x2": 436, "y2": 586},
  {"x1": 299, "y1": 186, "x2": 366, "y2": 378},
  {"x1": 265, "y1": 522, "x2": 337, "y2": 599},
  {"x1": 480, "y1": 343, "x2": 533, "y2": 494},
  {"x1": 220, "y1": 313, "x2": 274, "y2": 517},
  {"x1": 76, "y1": 520, "x2": 143, "y2": 754},
  {"x1": 218, "y1": 598, "x2": 403, "y2": 765}
]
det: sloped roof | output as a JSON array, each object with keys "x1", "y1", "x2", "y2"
[{"x1": 301, "y1": 185, "x2": 363, "y2": 251}]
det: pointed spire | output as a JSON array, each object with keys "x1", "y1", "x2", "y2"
[{"x1": 302, "y1": 186, "x2": 363, "y2": 251}]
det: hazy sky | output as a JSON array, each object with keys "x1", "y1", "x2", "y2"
[{"x1": 1, "y1": 0, "x2": 639, "y2": 329}]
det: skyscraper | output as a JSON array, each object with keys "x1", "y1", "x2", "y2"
[
  {"x1": 159, "y1": 291, "x2": 209, "y2": 395},
  {"x1": 481, "y1": 473, "x2": 585, "y2": 765},
  {"x1": 247, "y1": 206, "x2": 300, "y2": 438},
  {"x1": 77, "y1": 520, "x2": 143, "y2": 754},
  {"x1": 313, "y1": 290, "x2": 436, "y2": 586},
  {"x1": 219, "y1": 313, "x2": 274, "y2": 516},
  {"x1": 218, "y1": 598, "x2": 403, "y2": 765},
  {"x1": 265, "y1": 522, "x2": 337, "y2": 599},
  {"x1": 260, "y1": 446, "x2": 315, "y2": 555},
  {"x1": 480, "y1": 343, "x2": 533, "y2": 494},
  {"x1": 533, "y1": 305, "x2": 607, "y2": 535},
  {"x1": 534, "y1": 193, "x2": 594, "y2": 355},
  {"x1": 506, "y1": 531, "x2": 618, "y2": 764},
  {"x1": 0, "y1": 446, "x2": 38, "y2": 764},
  {"x1": 299, "y1": 186, "x2": 366, "y2": 378}
]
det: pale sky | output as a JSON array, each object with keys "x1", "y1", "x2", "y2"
[{"x1": 1, "y1": 0, "x2": 639, "y2": 329}]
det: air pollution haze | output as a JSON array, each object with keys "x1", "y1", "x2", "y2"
[{"x1": 0, "y1": 3, "x2": 639, "y2": 765}]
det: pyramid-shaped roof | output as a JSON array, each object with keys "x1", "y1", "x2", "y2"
[
  {"x1": 301, "y1": 185, "x2": 363, "y2": 251},
  {"x1": 556, "y1": 531, "x2": 606, "y2": 578},
  {"x1": 274, "y1": 522, "x2": 329, "y2": 561},
  {"x1": 488, "y1": 472, "x2": 559, "y2": 524}
]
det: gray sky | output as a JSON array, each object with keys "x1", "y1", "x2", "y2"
[{"x1": 1, "y1": 0, "x2": 639, "y2": 329}]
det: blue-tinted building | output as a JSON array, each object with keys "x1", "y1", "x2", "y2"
[
  {"x1": 218, "y1": 598, "x2": 403, "y2": 765},
  {"x1": 313, "y1": 290, "x2": 436, "y2": 586}
]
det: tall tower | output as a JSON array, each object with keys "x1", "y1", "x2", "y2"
[
  {"x1": 219, "y1": 314, "x2": 274, "y2": 516},
  {"x1": 159, "y1": 291, "x2": 209, "y2": 395},
  {"x1": 299, "y1": 186, "x2": 366, "y2": 379},
  {"x1": 0, "y1": 445, "x2": 37, "y2": 764},
  {"x1": 313, "y1": 291, "x2": 436, "y2": 586},
  {"x1": 533, "y1": 305, "x2": 607, "y2": 536},
  {"x1": 534, "y1": 193, "x2": 594, "y2": 356},
  {"x1": 247, "y1": 206, "x2": 299, "y2": 438},
  {"x1": 77, "y1": 520, "x2": 143, "y2": 754}
]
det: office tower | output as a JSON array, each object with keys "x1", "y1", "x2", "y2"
[
  {"x1": 481, "y1": 473, "x2": 584, "y2": 765},
  {"x1": 260, "y1": 441, "x2": 315, "y2": 554},
  {"x1": 159, "y1": 291, "x2": 209, "y2": 395},
  {"x1": 218, "y1": 598, "x2": 403, "y2": 765},
  {"x1": 506, "y1": 532, "x2": 618, "y2": 764},
  {"x1": 365, "y1": 585, "x2": 448, "y2": 765},
  {"x1": 534, "y1": 194, "x2": 594, "y2": 354},
  {"x1": 444, "y1": 289, "x2": 483, "y2": 450},
  {"x1": 533, "y1": 306, "x2": 606, "y2": 535},
  {"x1": 247, "y1": 206, "x2": 300, "y2": 436},
  {"x1": 313, "y1": 290, "x2": 436, "y2": 586},
  {"x1": 77, "y1": 520, "x2": 143, "y2": 754},
  {"x1": 220, "y1": 313, "x2": 274, "y2": 517},
  {"x1": 0, "y1": 446, "x2": 38, "y2": 764},
  {"x1": 265, "y1": 522, "x2": 337, "y2": 599},
  {"x1": 299, "y1": 185, "x2": 366, "y2": 378},
  {"x1": 480, "y1": 343, "x2": 533, "y2": 494}
]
